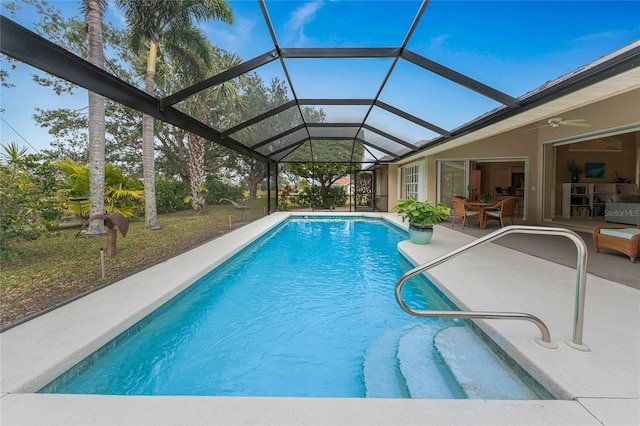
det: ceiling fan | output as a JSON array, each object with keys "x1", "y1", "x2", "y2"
[
  {"x1": 523, "y1": 117, "x2": 591, "y2": 132},
  {"x1": 541, "y1": 117, "x2": 591, "y2": 128}
]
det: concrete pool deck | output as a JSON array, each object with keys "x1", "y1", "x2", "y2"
[{"x1": 1, "y1": 212, "x2": 638, "y2": 425}]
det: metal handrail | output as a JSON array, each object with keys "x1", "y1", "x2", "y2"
[{"x1": 395, "y1": 225, "x2": 589, "y2": 351}]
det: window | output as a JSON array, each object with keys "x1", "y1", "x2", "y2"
[{"x1": 401, "y1": 162, "x2": 423, "y2": 200}]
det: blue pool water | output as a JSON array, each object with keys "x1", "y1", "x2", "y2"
[{"x1": 41, "y1": 217, "x2": 545, "y2": 398}]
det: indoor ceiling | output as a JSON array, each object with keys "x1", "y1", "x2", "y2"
[{"x1": 1, "y1": 1, "x2": 639, "y2": 166}]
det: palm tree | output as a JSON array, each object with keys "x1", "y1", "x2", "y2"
[
  {"x1": 0, "y1": 142, "x2": 28, "y2": 169},
  {"x1": 81, "y1": 0, "x2": 108, "y2": 235},
  {"x1": 55, "y1": 158, "x2": 144, "y2": 218},
  {"x1": 187, "y1": 49, "x2": 244, "y2": 214},
  {"x1": 114, "y1": 0, "x2": 233, "y2": 229},
  {"x1": 153, "y1": 46, "x2": 243, "y2": 214}
]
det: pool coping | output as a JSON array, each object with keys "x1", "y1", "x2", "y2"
[{"x1": 1, "y1": 212, "x2": 638, "y2": 425}]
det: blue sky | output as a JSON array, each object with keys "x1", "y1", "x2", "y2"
[{"x1": 1, "y1": 0, "x2": 639, "y2": 155}]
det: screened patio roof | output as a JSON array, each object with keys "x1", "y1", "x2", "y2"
[{"x1": 1, "y1": 1, "x2": 639, "y2": 166}]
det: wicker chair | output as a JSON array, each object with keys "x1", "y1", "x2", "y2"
[
  {"x1": 484, "y1": 197, "x2": 517, "y2": 228},
  {"x1": 593, "y1": 218, "x2": 640, "y2": 263},
  {"x1": 450, "y1": 197, "x2": 481, "y2": 229}
]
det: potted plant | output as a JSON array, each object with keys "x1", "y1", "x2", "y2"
[
  {"x1": 394, "y1": 196, "x2": 451, "y2": 244},
  {"x1": 566, "y1": 159, "x2": 584, "y2": 183},
  {"x1": 479, "y1": 193, "x2": 492, "y2": 203}
]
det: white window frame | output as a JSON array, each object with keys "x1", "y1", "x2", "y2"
[{"x1": 398, "y1": 161, "x2": 425, "y2": 200}]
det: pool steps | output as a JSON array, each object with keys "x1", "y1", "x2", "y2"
[
  {"x1": 362, "y1": 326, "x2": 410, "y2": 398},
  {"x1": 433, "y1": 327, "x2": 539, "y2": 400},
  {"x1": 397, "y1": 323, "x2": 463, "y2": 398},
  {"x1": 364, "y1": 324, "x2": 539, "y2": 399}
]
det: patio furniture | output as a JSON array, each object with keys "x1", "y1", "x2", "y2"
[
  {"x1": 593, "y1": 218, "x2": 640, "y2": 263},
  {"x1": 450, "y1": 197, "x2": 481, "y2": 230},
  {"x1": 465, "y1": 200, "x2": 499, "y2": 229},
  {"x1": 484, "y1": 197, "x2": 517, "y2": 228}
]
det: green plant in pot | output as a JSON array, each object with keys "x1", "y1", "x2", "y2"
[
  {"x1": 394, "y1": 196, "x2": 451, "y2": 244},
  {"x1": 479, "y1": 193, "x2": 492, "y2": 203},
  {"x1": 566, "y1": 159, "x2": 584, "y2": 183}
]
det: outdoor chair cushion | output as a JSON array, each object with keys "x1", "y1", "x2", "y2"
[
  {"x1": 599, "y1": 228, "x2": 640, "y2": 240},
  {"x1": 593, "y1": 218, "x2": 640, "y2": 263}
]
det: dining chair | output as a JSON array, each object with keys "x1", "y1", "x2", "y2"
[
  {"x1": 485, "y1": 197, "x2": 517, "y2": 228},
  {"x1": 451, "y1": 197, "x2": 481, "y2": 229}
]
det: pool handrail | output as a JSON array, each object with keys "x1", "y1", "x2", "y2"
[{"x1": 395, "y1": 225, "x2": 589, "y2": 351}]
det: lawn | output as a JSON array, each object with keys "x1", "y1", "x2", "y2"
[{"x1": 0, "y1": 201, "x2": 269, "y2": 328}]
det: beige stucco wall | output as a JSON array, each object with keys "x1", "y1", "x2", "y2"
[
  {"x1": 427, "y1": 129, "x2": 539, "y2": 220},
  {"x1": 540, "y1": 89, "x2": 640, "y2": 219},
  {"x1": 387, "y1": 164, "x2": 399, "y2": 211},
  {"x1": 389, "y1": 88, "x2": 640, "y2": 223}
]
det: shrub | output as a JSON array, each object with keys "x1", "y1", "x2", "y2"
[
  {"x1": 297, "y1": 186, "x2": 347, "y2": 208},
  {"x1": 155, "y1": 175, "x2": 191, "y2": 214},
  {"x1": 327, "y1": 186, "x2": 347, "y2": 207},
  {"x1": 204, "y1": 180, "x2": 244, "y2": 204},
  {"x1": 297, "y1": 185, "x2": 322, "y2": 207},
  {"x1": 0, "y1": 150, "x2": 63, "y2": 258}
]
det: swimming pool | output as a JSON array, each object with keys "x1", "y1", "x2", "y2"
[{"x1": 40, "y1": 217, "x2": 546, "y2": 399}]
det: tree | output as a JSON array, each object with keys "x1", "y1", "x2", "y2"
[
  {"x1": 82, "y1": 0, "x2": 108, "y2": 235},
  {"x1": 114, "y1": 0, "x2": 234, "y2": 229},
  {"x1": 0, "y1": 143, "x2": 62, "y2": 257},
  {"x1": 34, "y1": 102, "x2": 143, "y2": 173},
  {"x1": 221, "y1": 75, "x2": 297, "y2": 199},
  {"x1": 25, "y1": 10, "x2": 143, "y2": 173},
  {"x1": 288, "y1": 140, "x2": 365, "y2": 198},
  {"x1": 55, "y1": 158, "x2": 144, "y2": 218},
  {"x1": 155, "y1": 48, "x2": 244, "y2": 214}
]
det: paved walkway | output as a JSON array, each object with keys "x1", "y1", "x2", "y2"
[
  {"x1": 1, "y1": 212, "x2": 638, "y2": 425},
  {"x1": 446, "y1": 219, "x2": 639, "y2": 289}
]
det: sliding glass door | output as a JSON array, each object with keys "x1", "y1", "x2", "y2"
[{"x1": 438, "y1": 160, "x2": 471, "y2": 206}]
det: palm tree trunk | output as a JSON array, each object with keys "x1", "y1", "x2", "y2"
[
  {"x1": 86, "y1": 0, "x2": 105, "y2": 236},
  {"x1": 188, "y1": 133, "x2": 207, "y2": 214},
  {"x1": 142, "y1": 39, "x2": 160, "y2": 230}
]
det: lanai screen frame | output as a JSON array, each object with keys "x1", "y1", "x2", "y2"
[{"x1": 1, "y1": 1, "x2": 639, "y2": 212}]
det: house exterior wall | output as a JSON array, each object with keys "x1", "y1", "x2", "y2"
[
  {"x1": 541, "y1": 88, "x2": 640, "y2": 220},
  {"x1": 386, "y1": 87, "x2": 640, "y2": 223},
  {"x1": 373, "y1": 165, "x2": 389, "y2": 211},
  {"x1": 427, "y1": 130, "x2": 539, "y2": 219}
]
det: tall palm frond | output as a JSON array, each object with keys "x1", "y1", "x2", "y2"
[
  {"x1": 0, "y1": 142, "x2": 29, "y2": 165},
  {"x1": 56, "y1": 159, "x2": 143, "y2": 218},
  {"x1": 55, "y1": 158, "x2": 91, "y2": 197}
]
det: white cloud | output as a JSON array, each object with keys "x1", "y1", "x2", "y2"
[
  {"x1": 571, "y1": 29, "x2": 637, "y2": 45},
  {"x1": 284, "y1": 1, "x2": 324, "y2": 46},
  {"x1": 206, "y1": 14, "x2": 257, "y2": 58},
  {"x1": 429, "y1": 33, "x2": 452, "y2": 50}
]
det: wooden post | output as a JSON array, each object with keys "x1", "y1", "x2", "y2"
[{"x1": 106, "y1": 227, "x2": 117, "y2": 258}]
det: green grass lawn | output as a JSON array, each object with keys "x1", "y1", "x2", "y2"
[{"x1": 0, "y1": 200, "x2": 269, "y2": 327}]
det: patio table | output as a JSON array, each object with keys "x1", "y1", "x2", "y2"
[{"x1": 466, "y1": 201, "x2": 500, "y2": 229}]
